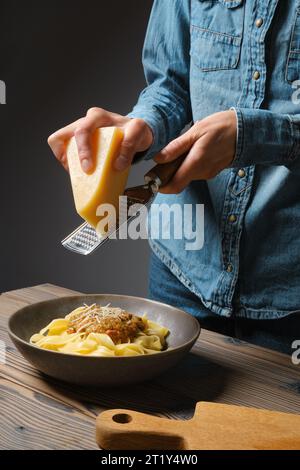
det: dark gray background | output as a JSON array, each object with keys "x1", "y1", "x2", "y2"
[{"x1": 0, "y1": 0, "x2": 154, "y2": 295}]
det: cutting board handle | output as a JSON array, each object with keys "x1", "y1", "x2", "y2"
[
  {"x1": 96, "y1": 403, "x2": 300, "y2": 451},
  {"x1": 96, "y1": 408, "x2": 186, "y2": 450}
]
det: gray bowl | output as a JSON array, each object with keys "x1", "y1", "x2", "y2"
[{"x1": 8, "y1": 294, "x2": 200, "y2": 387}]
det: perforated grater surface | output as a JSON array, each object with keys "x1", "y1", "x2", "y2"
[
  {"x1": 61, "y1": 156, "x2": 185, "y2": 256},
  {"x1": 61, "y1": 194, "x2": 148, "y2": 255},
  {"x1": 61, "y1": 222, "x2": 104, "y2": 255}
]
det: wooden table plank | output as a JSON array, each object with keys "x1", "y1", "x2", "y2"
[
  {"x1": 1, "y1": 284, "x2": 300, "y2": 450},
  {"x1": 1, "y1": 378, "x2": 96, "y2": 450}
]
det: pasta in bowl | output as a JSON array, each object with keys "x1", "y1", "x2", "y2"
[
  {"x1": 30, "y1": 304, "x2": 169, "y2": 357},
  {"x1": 8, "y1": 294, "x2": 200, "y2": 386}
]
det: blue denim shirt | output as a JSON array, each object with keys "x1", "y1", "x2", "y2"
[{"x1": 128, "y1": 0, "x2": 300, "y2": 320}]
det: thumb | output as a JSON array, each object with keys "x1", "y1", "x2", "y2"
[{"x1": 114, "y1": 119, "x2": 146, "y2": 171}]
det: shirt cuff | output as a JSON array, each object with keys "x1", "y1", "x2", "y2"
[{"x1": 230, "y1": 107, "x2": 300, "y2": 167}]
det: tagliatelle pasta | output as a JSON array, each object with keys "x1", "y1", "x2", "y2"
[{"x1": 30, "y1": 304, "x2": 169, "y2": 357}]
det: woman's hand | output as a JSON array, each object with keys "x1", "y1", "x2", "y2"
[
  {"x1": 48, "y1": 107, "x2": 153, "y2": 173},
  {"x1": 155, "y1": 110, "x2": 237, "y2": 193}
]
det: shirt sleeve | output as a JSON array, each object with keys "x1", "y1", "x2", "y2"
[
  {"x1": 231, "y1": 107, "x2": 300, "y2": 168},
  {"x1": 128, "y1": 0, "x2": 192, "y2": 160}
]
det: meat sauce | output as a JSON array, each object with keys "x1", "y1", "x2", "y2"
[{"x1": 67, "y1": 308, "x2": 145, "y2": 344}]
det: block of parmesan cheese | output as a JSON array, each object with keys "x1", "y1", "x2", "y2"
[{"x1": 67, "y1": 127, "x2": 129, "y2": 231}]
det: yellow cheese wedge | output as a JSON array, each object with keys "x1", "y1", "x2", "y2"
[{"x1": 67, "y1": 127, "x2": 129, "y2": 231}]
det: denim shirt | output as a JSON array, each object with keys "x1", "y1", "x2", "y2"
[{"x1": 128, "y1": 0, "x2": 300, "y2": 319}]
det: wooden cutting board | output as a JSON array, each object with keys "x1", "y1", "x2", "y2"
[{"x1": 96, "y1": 402, "x2": 300, "y2": 450}]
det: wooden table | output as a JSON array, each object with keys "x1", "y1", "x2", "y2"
[{"x1": 1, "y1": 284, "x2": 300, "y2": 450}]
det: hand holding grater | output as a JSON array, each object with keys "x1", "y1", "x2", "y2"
[{"x1": 61, "y1": 156, "x2": 185, "y2": 255}]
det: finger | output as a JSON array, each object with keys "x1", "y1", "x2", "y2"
[
  {"x1": 114, "y1": 119, "x2": 146, "y2": 171},
  {"x1": 48, "y1": 123, "x2": 76, "y2": 159},
  {"x1": 75, "y1": 108, "x2": 115, "y2": 173},
  {"x1": 159, "y1": 142, "x2": 204, "y2": 194},
  {"x1": 86, "y1": 107, "x2": 123, "y2": 126},
  {"x1": 48, "y1": 121, "x2": 80, "y2": 171},
  {"x1": 60, "y1": 154, "x2": 69, "y2": 172},
  {"x1": 74, "y1": 124, "x2": 97, "y2": 174},
  {"x1": 155, "y1": 125, "x2": 203, "y2": 164}
]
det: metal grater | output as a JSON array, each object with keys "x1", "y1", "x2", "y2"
[
  {"x1": 62, "y1": 222, "x2": 105, "y2": 255},
  {"x1": 61, "y1": 156, "x2": 185, "y2": 255},
  {"x1": 61, "y1": 194, "x2": 149, "y2": 255}
]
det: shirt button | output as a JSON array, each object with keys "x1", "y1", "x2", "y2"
[
  {"x1": 238, "y1": 169, "x2": 246, "y2": 178},
  {"x1": 255, "y1": 18, "x2": 263, "y2": 28},
  {"x1": 227, "y1": 264, "x2": 233, "y2": 273},
  {"x1": 228, "y1": 214, "x2": 237, "y2": 223},
  {"x1": 253, "y1": 71, "x2": 261, "y2": 80}
]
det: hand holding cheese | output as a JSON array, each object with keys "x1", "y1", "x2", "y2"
[
  {"x1": 67, "y1": 126, "x2": 130, "y2": 230},
  {"x1": 48, "y1": 107, "x2": 153, "y2": 173}
]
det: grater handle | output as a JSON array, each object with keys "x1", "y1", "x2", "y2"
[{"x1": 144, "y1": 155, "x2": 186, "y2": 192}]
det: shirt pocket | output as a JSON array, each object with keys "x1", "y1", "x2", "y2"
[
  {"x1": 190, "y1": 0, "x2": 245, "y2": 72},
  {"x1": 286, "y1": 6, "x2": 300, "y2": 83}
]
